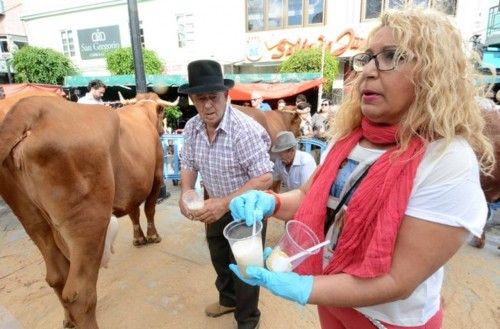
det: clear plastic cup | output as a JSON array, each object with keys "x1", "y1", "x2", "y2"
[
  {"x1": 182, "y1": 188, "x2": 204, "y2": 211},
  {"x1": 266, "y1": 220, "x2": 320, "y2": 272},
  {"x1": 223, "y1": 221, "x2": 264, "y2": 278}
]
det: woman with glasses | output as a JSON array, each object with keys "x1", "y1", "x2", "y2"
[{"x1": 227, "y1": 7, "x2": 494, "y2": 329}]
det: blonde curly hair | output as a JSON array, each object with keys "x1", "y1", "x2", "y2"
[{"x1": 331, "y1": 7, "x2": 495, "y2": 174}]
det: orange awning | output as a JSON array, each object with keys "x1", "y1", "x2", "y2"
[
  {"x1": 1, "y1": 83, "x2": 65, "y2": 97},
  {"x1": 228, "y1": 78, "x2": 324, "y2": 101}
]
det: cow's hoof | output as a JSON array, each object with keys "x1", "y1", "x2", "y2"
[
  {"x1": 133, "y1": 238, "x2": 147, "y2": 247},
  {"x1": 147, "y1": 235, "x2": 162, "y2": 244},
  {"x1": 470, "y1": 232, "x2": 486, "y2": 249},
  {"x1": 63, "y1": 319, "x2": 76, "y2": 328}
]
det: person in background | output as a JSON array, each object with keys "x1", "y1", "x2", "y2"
[
  {"x1": 271, "y1": 131, "x2": 317, "y2": 193},
  {"x1": 77, "y1": 79, "x2": 106, "y2": 104},
  {"x1": 250, "y1": 91, "x2": 272, "y2": 111},
  {"x1": 311, "y1": 98, "x2": 331, "y2": 141},
  {"x1": 295, "y1": 93, "x2": 307, "y2": 107},
  {"x1": 296, "y1": 102, "x2": 313, "y2": 136},
  {"x1": 277, "y1": 99, "x2": 287, "y2": 111},
  {"x1": 228, "y1": 7, "x2": 494, "y2": 329},
  {"x1": 178, "y1": 59, "x2": 273, "y2": 329}
]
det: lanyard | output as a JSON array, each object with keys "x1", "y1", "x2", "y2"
[{"x1": 323, "y1": 164, "x2": 372, "y2": 235}]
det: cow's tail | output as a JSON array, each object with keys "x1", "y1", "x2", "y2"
[{"x1": 0, "y1": 98, "x2": 44, "y2": 164}]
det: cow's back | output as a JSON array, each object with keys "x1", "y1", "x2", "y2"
[
  {"x1": 0, "y1": 97, "x2": 120, "y2": 218},
  {"x1": 481, "y1": 109, "x2": 500, "y2": 203}
]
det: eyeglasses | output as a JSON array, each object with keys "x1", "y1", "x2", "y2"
[
  {"x1": 321, "y1": 103, "x2": 328, "y2": 106},
  {"x1": 351, "y1": 48, "x2": 406, "y2": 72}
]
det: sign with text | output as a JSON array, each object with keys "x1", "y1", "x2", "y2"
[{"x1": 78, "y1": 25, "x2": 121, "y2": 60}]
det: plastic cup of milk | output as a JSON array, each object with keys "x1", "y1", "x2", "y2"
[
  {"x1": 223, "y1": 221, "x2": 264, "y2": 278},
  {"x1": 266, "y1": 220, "x2": 320, "y2": 272},
  {"x1": 182, "y1": 188, "x2": 204, "y2": 211}
]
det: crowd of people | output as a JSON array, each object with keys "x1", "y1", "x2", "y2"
[{"x1": 177, "y1": 6, "x2": 494, "y2": 329}]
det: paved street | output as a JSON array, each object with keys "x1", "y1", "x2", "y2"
[{"x1": 0, "y1": 183, "x2": 499, "y2": 329}]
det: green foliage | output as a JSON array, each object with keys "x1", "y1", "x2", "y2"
[
  {"x1": 105, "y1": 47, "x2": 163, "y2": 75},
  {"x1": 163, "y1": 105, "x2": 182, "y2": 129},
  {"x1": 12, "y1": 46, "x2": 77, "y2": 84},
  {"x1": 279, "y1": 48, "x2": 339, "y2": 94}
]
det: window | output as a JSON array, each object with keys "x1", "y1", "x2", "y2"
[
  {"x1": 361, "y1": 0, "x2": 457, "y2": 21},
  {"x1": 176, "y1": 14, "x2": 195, "y2": 48},
  {"x1": 139, "y1": 20, "x2": 145, "y2": 48},
  {"x1": 248, "y1": 0, "x2": 265, "y2": 31},
  {"x1": 246, "y1": 0, "x2": 326, "y2": 32},
  {"x1": 308, "y1": 0, "x2": 324, "y2": 24},
  {"x1": 60, "y1": 30, "x2": 75, "y2": 57},
  {"x1": 288, "y1": 0, "x2": 302, "y2": 26},
  {"x1": 268, "y1": 0, "x2": 284, "y2": 29}
]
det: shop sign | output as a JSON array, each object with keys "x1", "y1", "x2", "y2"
[
  {"x1": 78, "y1": 25, "x2": 121, "y2": 60},
  {"x1": 246, "y1": 29, "x2": 365, "y2": 62}
]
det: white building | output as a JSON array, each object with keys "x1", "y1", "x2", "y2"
[
  {"x1": 19, "y1": 1, "x2": 490, "y2": 80},
  {"x1": 0, "y1": 0, "x2": 28, "y2": 80}
]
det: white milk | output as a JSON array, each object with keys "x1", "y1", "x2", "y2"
[
  {"x1": 231, "y1": 237, "x2": 264, "y2": 278},
  {"x1": 266, "y1": 246, "x2": 292, "y2": 272},
  {"x1": 186, "y1": 200, "x2": 204, "y2": 210}
]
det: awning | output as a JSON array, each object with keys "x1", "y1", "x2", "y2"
[
  {"x1": 1, "y1": 83, "x2": 65, "y2": 97},
  {"x1": 63, "y1": 73, "x2": 322, "y2": 88},
  {"x1": 229, "y1": 78, "x2": 324, "y2": 101}
]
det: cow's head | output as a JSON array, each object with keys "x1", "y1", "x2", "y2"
[
  {"x1": 119, "y1": 92, "x2": 180, "y2": 135},
  {"x1": 281, "y1": 106, "x2": 302, "y2": 138}
]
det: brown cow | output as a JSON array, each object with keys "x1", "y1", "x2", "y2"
[
  {"x1": 0, "y1": 90, "x2": 61, "y2": 122},
  {"x1": 232, "y1": 104, "x2": 302, "y2": 145},
  {"x1": 472, "y1": 109, "x2": 500, "y2": 248},
  {"x1": 0, "y1": 93, "x2": 172, "y2": 328}
]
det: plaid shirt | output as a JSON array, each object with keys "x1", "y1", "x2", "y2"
[{"x1": 181, "y1": 105, "x2": 273, "y2": 198}]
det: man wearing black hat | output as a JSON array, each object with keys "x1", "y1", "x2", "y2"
[{"x1": 178, "y1": 59, "x2": 273, "y2": 329}]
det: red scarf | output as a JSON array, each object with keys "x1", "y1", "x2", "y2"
[{"x1": 295, "y1": 117, "x2": 424, "y2": 278}]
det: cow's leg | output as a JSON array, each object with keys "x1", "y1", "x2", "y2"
[
  {"x1": 129, "y1": 207, "x2": 147, "y2": 246},
  {"x1": 20, "y1": 217, "x2": 74, "y2": 328},
  {"x1": 60, "y1": 215, "x2": 108, "y2": 329},
  {"x1": 144, "y1": 173, "x2": 162, "y2": 244}
]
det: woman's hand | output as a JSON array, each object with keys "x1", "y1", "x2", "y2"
[
  {"x1": 229, "y1": 190, "x2": 275, "y2": 225},
  {"x1": 229, "y1": 263, "x2": 314, "y2": 306}
]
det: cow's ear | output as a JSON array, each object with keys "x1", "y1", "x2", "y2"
[{"x1": 157, "y1": 104, "x2": 164, "y2": 115}]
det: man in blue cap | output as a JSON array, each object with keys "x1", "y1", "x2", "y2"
[{"x1": 178, "y1": 59, "x2": 273, "y2": 329}]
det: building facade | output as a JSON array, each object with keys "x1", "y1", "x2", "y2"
[
  {"x1": 19, "y1": 1, "x2": 489, "y2": 87},
  {"x1": 0, "y1": 0, "x2": 28, "y2": 81}
]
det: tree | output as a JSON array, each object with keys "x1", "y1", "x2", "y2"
[
  {"x1": 12, "y1": 46, "x2": 77, "y2": 84},
  {"x1": 105, "y1": 47, "x2": 163, "y2": 75},
  {"x1": 279, "y1": 48, "x2": 339, "y2": 95}
]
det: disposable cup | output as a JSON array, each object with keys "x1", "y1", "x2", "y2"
[
  {"x1": 182, "y1": 188, "x2": 204, "y2": 211},
  {"x1": 266, "y1": 220, "x2": 320, "y2": 272},
  {"x1": 223, "y1": 221, "x2": 264, "y2": 278}
]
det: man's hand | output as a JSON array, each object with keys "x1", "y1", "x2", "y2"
[{"x1": 192, "y1": 197, "x2": 228, "y2": 224}]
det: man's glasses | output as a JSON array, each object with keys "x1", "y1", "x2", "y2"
[
  {"x1": 351, "y1": 48, "x2": 406, "y2": 72},
  {"x1": 321, "y1": 103, "x2": 328, "y2": 106}
]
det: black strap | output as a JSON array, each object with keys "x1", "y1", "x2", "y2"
[{"x1": 324, "y1": 164, "x2": 372, "y2": 235}]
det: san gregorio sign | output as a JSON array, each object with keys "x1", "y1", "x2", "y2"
[
  {"x1": 246, "y1": 28, "x2": 365, "y2": 62},
  {"x1": 78, "y1": 25, "x2": 121, "y2": 60}
]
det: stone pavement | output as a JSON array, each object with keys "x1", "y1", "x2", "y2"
[{"x1": 0, "y1": 183, "x2": 320, "y2": 329}]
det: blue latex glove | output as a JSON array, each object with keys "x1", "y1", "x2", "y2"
[
  {"x1": 229, "y1": 247, "x2": 313, "y2": 306},
  {"x1": 229, "y1": 190, "x2": 275, "y2": 226}
]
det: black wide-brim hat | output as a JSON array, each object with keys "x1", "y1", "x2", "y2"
[{"x1": 178, "y1": 59, "x2": 234, "y2": 94}]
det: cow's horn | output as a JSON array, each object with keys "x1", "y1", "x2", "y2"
[
  {"x1": 157, "y1": 96, "x2": 180, "y2": 107},
  {"x1": 118, "y1": 91, "x2": 137, "y2": 105}
]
